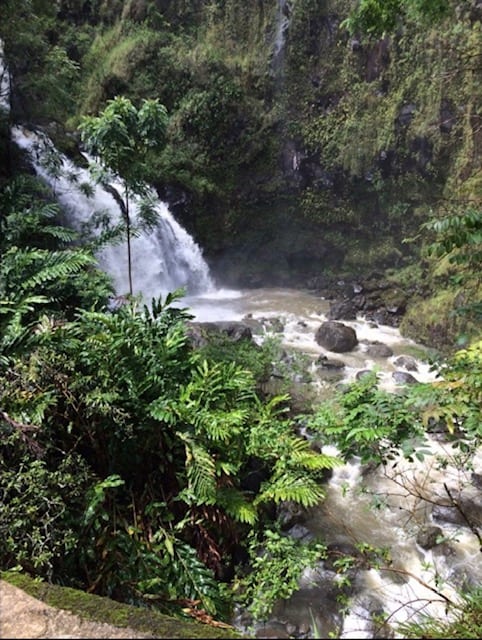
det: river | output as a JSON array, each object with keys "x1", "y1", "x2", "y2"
[{"x1": 184, "y1": 287, "x2": 481, "y2": 639}]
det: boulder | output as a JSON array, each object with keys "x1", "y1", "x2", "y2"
[
  {"x1": 356, "y1": 369, "x2": 377, "y2": 381},
  {"x1": 328, "y1": 300, "x2": 357, "y2": 321},
  {"x1": 364, "y1": 341, "x2": 394, "y2": 358},
  {"x1": 392, "y1": 370, "x2": 418, "y2": 385},
  {"x1": 432, "y1": 495, "x2": 482, "y2": 528},
  {"x1": 393, "y1": 355, "x2": 419, "y2": 371},
  {"x1": 416, "y1": 525, "x2": 443, "y2": 550},
  {"x1": 316, "y1": 355, "x2": 346, "y2": 369},
  {"x1": 186, "y1": 321, "x2": 253, "y2": 347},
  {"x1": 315, "y1": 321, "x2": 358, "y2": 353}
]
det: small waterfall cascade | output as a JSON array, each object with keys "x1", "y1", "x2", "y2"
[
  {"x1": 308, "y1": 442, "x2": 482, "y2": 638},
  {"x1": 0, "y1": 39, "x2": 10, "y2": 112},
  {"x1": 271, "y1": 0, "x2": 292, "y2": 72},
  {"x1": 11, "y1": 126, "x2": 215, "y2": 301}
]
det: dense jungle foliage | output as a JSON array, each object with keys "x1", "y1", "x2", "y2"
[{"x1": 0, "y1": 0, "x2": 481, "y2": 637}]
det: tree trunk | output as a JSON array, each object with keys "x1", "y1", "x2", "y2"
[{"x1": 125, "y1": 188, "x2": 133, "y2": 296}]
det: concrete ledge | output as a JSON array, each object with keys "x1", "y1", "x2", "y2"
[{"x1": 1, "y1": 573, "x2": 242, "y2": 639}]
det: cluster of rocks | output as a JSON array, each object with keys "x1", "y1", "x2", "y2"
[
  {"x1": 308, "y1": 274, "x2": 411, "y2": 328},
  {"x1": 186, "y1": 311, "x2": 422, "y2": 391}
]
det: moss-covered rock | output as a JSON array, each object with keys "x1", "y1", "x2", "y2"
[{"x1": 1, "y1": 572, "x2": 242, "y2": 639}]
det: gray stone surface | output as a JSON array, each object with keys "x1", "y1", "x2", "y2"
[{"x1": 0, "y1": 580, "x2": 153, "y2": 639}]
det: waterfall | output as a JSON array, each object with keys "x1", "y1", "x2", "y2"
[
  {"x1": 11, "y1": 126, "x2": 215, "y2": 302},
  {"x1": 0, "y1": 39, "x2": 10, "y2": 112},
  {"x1": 271, "y1": 0, "x2": 292, "y2": 73}
]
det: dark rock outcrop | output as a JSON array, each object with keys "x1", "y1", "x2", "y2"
[
  {"x1": 364, "y1": 341, "x2": 394, "y2": 358},
  {"x1": 186, "y1": 321, "x2": 254, "y2": 348},
  {"x1": 392, "y1": 370, "x2": 418, "y2": 385},
  {"x1": 315, "y1": 321, "x2": 358, "y2": 353}
]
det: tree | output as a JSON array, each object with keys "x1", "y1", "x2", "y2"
[{"x1": 79, "y1": 96, "x2": 169, "y2": 296}]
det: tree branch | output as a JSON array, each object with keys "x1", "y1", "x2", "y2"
[{"x1": 0, "y1": 408, "x2": 43, "y2": 456}]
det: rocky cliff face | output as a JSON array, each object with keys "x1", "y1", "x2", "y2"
[{"x1": 148, "y1": 0, "x2": 481, "y2": 291}]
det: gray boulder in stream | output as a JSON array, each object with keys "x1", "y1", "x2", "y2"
[
  {"x1": 315, "y1": 321, "x2": 358, "y2": 353},
  {"x1": 392, "y1": 370, "x2": 419, "y2": 384}
]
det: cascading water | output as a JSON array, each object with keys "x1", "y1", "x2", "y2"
[
  {"x1": 4, "y1": 39, "x2": 480, "y2": 640},
  {"x1": 225, "y1": 292, "x2": 482, "y2": 637},
  {"x1": 11, "y1": 126, "x2": 215, "y2": 302},
  {"x1": 0, "y1": 40, "x2": 10, "y2": 113},
  {"x1": 271, "y1": 0, "x2": 292, "y2": 73}
]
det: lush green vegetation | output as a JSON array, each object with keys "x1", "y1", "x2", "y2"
[
  {"x1": 1, "y1": 169, "x2": 480, "y2": 636},
  {"x1": 0, "y1": 173, "x2": 341, "y2": 624},
  {"x1": 1, "y1": 0, "x2": 481, "y2": 637}
]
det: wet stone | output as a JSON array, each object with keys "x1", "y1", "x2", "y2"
[
  {"x1": 416, "y1": 525, "x2": 443, "y2": 550},
  {"x1": 392, "y1": 370, "x2": 418, "y2": 384},
  {"x1": 255, "y1": 622, "x2": 290, "y2": 638}
]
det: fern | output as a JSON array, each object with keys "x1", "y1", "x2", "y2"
[
  {"x1": 217, "y1": 487, "x2": 258, "y2": 524},
  {"x1": 151, "y1": 536, "x2": 225, "y2": 615},
  {"x1": 238, "y1": 529, "x2": 327, "y2": 622},
  {"x1": 40, "y1": 226, "x2": 79, "y2": 243},
  {"x1": 191, "y1": 407, "x2": 249, "y2": 440},
  {"x1": 22, "y1": 250, "x2": 95, "y2": 290},
  {"x1": 287, "y1": 436, "x2": 341, "y2": 471},
  {"x1": 177, "y1": 432, "x2": 217, "y2": 505},
  {"x1": 255, "y1": 473, "x2": 326, "y2": 508},
  {"x1": 0, "y1": 296, "x2": 49, "y2": 365}
]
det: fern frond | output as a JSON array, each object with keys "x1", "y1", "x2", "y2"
[
  {"x1": 214, "y1": 460, "x2": 241, "y2": 477},
  {"x1": 217, "y1": 487, "x2": 258, "y2": 524},
  {"x1": 22, "y1": 250, "x2": 95, "y2": 289},
  {"x1": 148, "y1": 398, "x2": 179, "y2": 425},
  {"x1": 291, "y1": 447, "x2": 341, "y2": 471},
  {"x1": 177, "y1": 432, "x2": 217, "y2": 505},
  {"x1": 192, "y1": 407, "x2": 248, "y2": 440},
  {"x1": 255, "y1": 474, "x2": 325, "y2": 508},
  {"x1": 41, "y1": 226, "x2": 79, "y2": 243},
  {"x1": 169, "y1": 541, "x2": 222, "y2": 615}
]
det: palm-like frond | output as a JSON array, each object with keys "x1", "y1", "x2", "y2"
[
  {"x1": 191, "y1": 407, "x2": 249, "y2": 440},
  {"x1": 288, "y1": 437, "x2": 341, "y2": 471},
  {"x1": 177, "y1": 431, "x2": 217, "y2": 505},
  {"x1": 21, "y1": 249, "x2": 95, "y2": 290},
  {"x1": 168, "y1": 540, "x2": 223, "y2": 616},
  {"x1": 0, "y1": 296, "x2": 49, "y2": 365},
  {"x1": 255, "y1": 473, "x2": 326, "y2": 508},
  {"x1": 217, "y1": 487, "x2": 258, "y2": 524},
  {"x1": 1, "y1": 246, "x2": 96, "y2": 295}
]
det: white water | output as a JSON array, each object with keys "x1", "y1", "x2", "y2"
[
  {"x1": 273, "y1": 0, "x2": 291, "y2": 61},
  {"x1": 11, "y1": 124, "x2": 481, "y2": 639},
  {"x1": 300, "y1": 442, "x2": 482, "y2": 638},
  {"x1": 12, "y1": 126, "x2": 215, "y2": 300},
  {"x1": 0, "y1": 40, "x2": 10, "y2": 112}
]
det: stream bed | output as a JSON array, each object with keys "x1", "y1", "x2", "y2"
[{"x1": 186, "y1": 287, "x2": 482, "y2": 639}]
